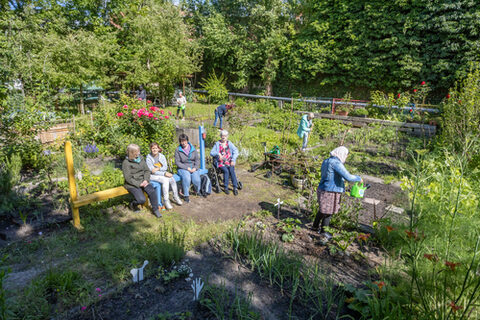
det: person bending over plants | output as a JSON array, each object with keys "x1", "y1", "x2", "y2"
[
  {"x1": 174, "y1": 134, "x2": 201, "y2": 203},
  {"x1": 122, "y1": 144, "x2": 162, "y2": 218},
  {"x1": 297, "y1": 112, "x2": 314, "y2": 152},
  {"x1": 210, "y1": 130, "x2": 239, "y2": 195},
  {"x1": 213, "y1": 103, "x2": 234, "y2": 130},
  {"x1": 146, "y1": 142, "x2": 183, "y2": 210},
  {"x1": 312, "y1": 146, "x2": 362, "y2": 241}
]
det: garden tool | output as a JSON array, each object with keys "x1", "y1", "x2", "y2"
[{"x1": 350, "y1": 182, "x2": 371, "y2": 198}]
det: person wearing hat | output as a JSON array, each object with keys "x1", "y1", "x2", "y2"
[
  {"x1": 297, "y1": 112, "x2": 314, "y2": 152},
  {"x1": 312, "y1": 146, "x2": 362, "y2": 241}
]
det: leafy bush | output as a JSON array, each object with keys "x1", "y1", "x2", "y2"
[
  {"x1": 440, "y1": 65, "x2": 480, "y2": 162},
  {"x1": 200, "y1": 72, "x2": 228, "y2": 103},
  {"x1": 0, "y1": 98, "x2": 51, "y2": 169}
]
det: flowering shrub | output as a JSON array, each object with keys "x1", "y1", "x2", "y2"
[{"x1": 115, "y1": 95, "x2": 176, "y2": 156}]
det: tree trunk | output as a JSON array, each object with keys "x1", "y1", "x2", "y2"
[{"x1": 79, "y1": 84, "x2": 85, "y2": 114}]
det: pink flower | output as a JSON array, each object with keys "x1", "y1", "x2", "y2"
[
  {"x1": 154, "y1": 117, "x2": 158, "y2": 120},
  {"x1": 147, "y1": 100, "x2": 152, "y2": 104},
  {"x1": 81, "y1": 306, "x2": 87, "y2": 311},
  {"x1": 168, "y1": 111, "x2": 172, "y2": 116},
  {"x1": 150, "y1": 106, "x2": 156, "y2": 111},
  {"x1": 138, "y1": 98, "x2": 142, "y2": 101},
  {"x1": 138, "y1": 113, "x2": 142, "y2": 118},
  {"x1": 132, "y1": 109, "x2": 137, "y2": 114},
  {"x1": 116, "y1": 112, "x2": 124, "y2": 117},
  {"x1": 123, "y1": 105, "x2": 128, "y2": 109},
  {"x1": 413, "y1": 89, "x2": 417, "y2": 93},
  {"x1": 397, "y1": 93, "x2": 401, "y2": 98},
  {"x1": 95, "y1": 288, "x2": 101, "y2": 292},
  {"x1": 164, "y1": 115, "x2": 169, "y2": 119},
  {"x1": 160, "y1": 110, "x2": 165, "y2": 114},
  {"x1": 98, "y1": 294, "x2": 102, "y2": 297},
  {"x1": 421, "y1": 81, "x2": 426, "y2": 85},
  {"x1": 148, "y1": 113, "x2": 154, "y2": 118}
]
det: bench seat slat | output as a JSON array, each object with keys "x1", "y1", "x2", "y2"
[{"x1": 73, "y1": 186, "x2": 129, "y2": 208}]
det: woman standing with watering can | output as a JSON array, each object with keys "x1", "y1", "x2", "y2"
[
  {"x1": 297, "y1": 112, "x2": 314, "y2": 152},
  {"x1": 312, "y1": 146, "x2": 362, "y2": 241}
]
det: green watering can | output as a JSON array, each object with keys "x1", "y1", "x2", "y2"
[{"x1": 350, "y1": 182, "x2": 370, "y2": 198}]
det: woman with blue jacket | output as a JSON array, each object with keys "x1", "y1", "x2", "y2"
[
  {"x1": 312, "y1": 146, "x2": 362, "y2": 240},
  {"x1": 174, "y1": 134, "x2": 201, "y2": 203},
  {"x1": 210, "y1": 130, "x2": 239, "y2": 195}
]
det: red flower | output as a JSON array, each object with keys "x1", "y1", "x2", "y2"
[
  {"x1": 160, "y1": 110, "x2": 165, "y2": 115},
  {"x1": 449, "y1": 301, "x2": 463, "y2": 313},
  {"x1": 446, "y1": 94, "x2": 451, "y2": 99},
  {"x1": 147, "y1": 100, "x2": 152, "y2": 104},
  {"x1": 409, "y1": 109, "x2": 413, "y2": 113},
  {"x1": 397, "y1": 93, "x2": 401, "y2": 98},
  {"x1": 164, "y1": 115, "x2": 169, "y2": 119},
  {"x1": 386, "y1": 225, "x2": 394, "y2": 233},
  {"x1": 458, "y1": 100, "x2": 462, "y2": 103},
  {"x1": 413, "y1": 89, "x2": 417, "y2": 93},
  {"x1": 148, "y1": 113, "x2": 154, "y2": 118},
  {"x1": 405, "y1": 229, "x2": 419, "y2": 240},
  {"x1": 357, "y1": 233, "x2": 370, "y2": 241},
  {"x1": 445, "y1": 261, "x2": 461, "y2": 271},
  {"x1": 116, "y1": 112, "x2": 124, "y2": 117},
  {"x1": 421, "y1": 81, "x2": 426, "y2": 85},
  {"x1": 138, "y1": 98, "x2": 142, "y2": 101},
  {"x1": 373, "y1": 281, "x2": 385, "y2": 290},
  {"x1": 423, "y1": 253, "x2": 439, "y2": 262},
  {"x1": 123, "y1": 105, "x2": 128, "y2": 109},
  {"x1": 150, "y1": 107, "x2": 156, "y2": 111},
  {"x1": 168, "y1": 111, "x2": 172, "y2": 116}
]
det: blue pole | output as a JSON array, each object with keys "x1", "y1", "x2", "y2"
[{"x1": 199, "y1": 125, "x2": 205, "y2": 170}]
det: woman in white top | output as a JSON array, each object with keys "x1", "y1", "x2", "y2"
[
  {"x1": 146, "y1": 142, "x2": 183, "y2": 209},
  {"x1": 176, "y1": 92, "x2": 187, "y2": 120}
]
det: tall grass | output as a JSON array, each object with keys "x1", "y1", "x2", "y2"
[{"x1": 225, "y1": 226, "x2": 351, "y2": 319}]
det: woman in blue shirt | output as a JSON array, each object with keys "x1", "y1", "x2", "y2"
[{"x1": 312, "y1": 146, "x2": 362, "y2": 240}]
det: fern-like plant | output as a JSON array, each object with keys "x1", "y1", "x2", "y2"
[{"x1": 200, "y1": 72, "x2": 228, "y2": 103}]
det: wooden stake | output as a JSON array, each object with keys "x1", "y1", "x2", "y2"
[{"x1": 65, "y1": 141, "x2": 81, "y2": 229}]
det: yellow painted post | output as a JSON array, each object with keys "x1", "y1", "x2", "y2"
[{"x1": 65, "y1": 141, "x2": 82, "y2": 229}]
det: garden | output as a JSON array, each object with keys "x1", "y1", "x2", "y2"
[
  {"x1": 0, "y1": 65, "x2": 479, "y2": 319},
  {"x1": 2, "y1": 1, "x2": 480, "y2": 319}
]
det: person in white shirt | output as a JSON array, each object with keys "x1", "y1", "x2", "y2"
[
  {"x1": 146, "y1": 142, "x2": 183, "y2": 209},
  {"x1": 176, "y1": 92, "x2": 187, "y2": 120}
]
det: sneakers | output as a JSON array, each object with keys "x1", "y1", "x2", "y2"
[
  {"x1": 173, "y1": 196, "x2": 183, "y2": 205},
  {"x1": 164, "y1": 199, "x2": 173, "y2": 210},
  {"x1": 153, "y1": 210, "x2": 163, "y2": 218},
  {"x1": 319, "y1": 232, "x2": 333, "y2": 241},
  {"x1": 233, "y1": 188, "x2": 238, "y2": 196},
  {"x1": 129, "y1": 202, "x2": 140, "y2": 212},
  {"x1": 224, "y1": 188, "x2": 230, "y2": 195},
  {"x1": 184, "y1": 196, "x2": 190, "y2": 203},
  {"x1": 158, "y1": 206, "x2": 166, "y2": 211}
]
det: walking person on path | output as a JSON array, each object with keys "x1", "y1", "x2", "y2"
[
  {"x1": 312, "y1": 146, "x2": 362, "y2": 241},
  {"x1": 176, "y1": 92, "x2": 187, "y2": 120},
  {"x1": 213, "y1": 103, "x2": 234, "y2": 130},
  {"x1": 297, "y1": 112, "x2": 314, "y2": 152}
]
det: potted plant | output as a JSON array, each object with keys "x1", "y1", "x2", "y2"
[
  {"x1": 290, "y1": 155, "x2": 308, "y2": 189},
  {"x1": 335, "y1": 92, "x2": 354, "y2": 116}
]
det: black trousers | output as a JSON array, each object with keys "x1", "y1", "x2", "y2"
[
  {"x1": 126, "y1": 184, "x2": 159, "y2": 209},
  {"x1": 312, "y1": 213, "x2": 332, "y2": 232}
]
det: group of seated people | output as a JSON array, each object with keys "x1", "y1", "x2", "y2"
[{"x1": 121, "y1": 130, "x2": 239, "y2": 218}]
